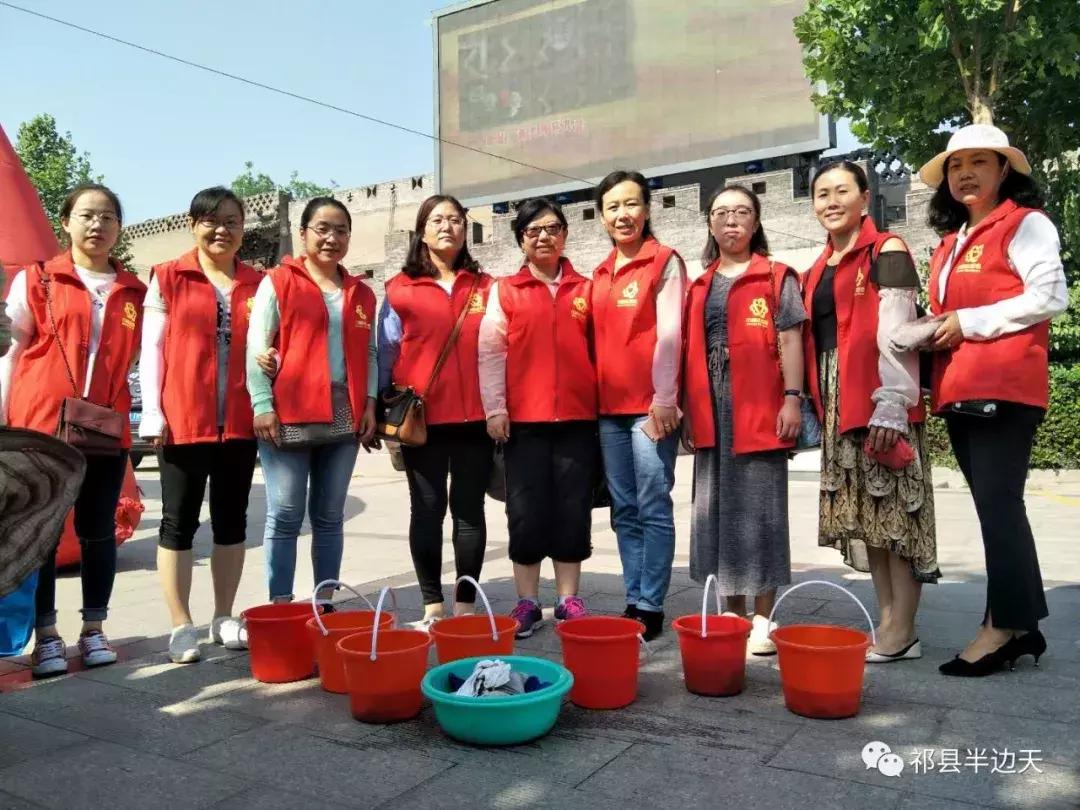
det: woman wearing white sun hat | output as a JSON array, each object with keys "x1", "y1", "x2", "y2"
[{"x1": 917, "y1": 123, "x2": 1068, "y2": 678}]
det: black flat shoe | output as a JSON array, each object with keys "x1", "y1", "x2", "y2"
[
  {"x1": 1003, "y1": 630, "x2": 1047, "y2": 670},
  {"x1": 637, "y1": 609, "x2": 664, "y2": 642},
  {"x1": 621, "y1": 605, "x2": 639, "y2": 620},
  {"x1": 939, "y1": 641, "x2": 1011, "y2": 677}
]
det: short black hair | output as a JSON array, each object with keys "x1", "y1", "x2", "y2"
[
  {"x1": 301, "y1": 196, "x2": 351, "y2": 230},
  {"x1": 401, "y1": 194, "x2": 480, "y2": 279},
  {"x1": 594, "y1": 169, "x2": 654, "y2": 242},
  {"x1": 511, "y1": 197, "x2": 568, "y2": 247},
  {"x1": 60, "y1": 183, "x2": 123, "y2": 225},
  {"x1": 811, "y1": 160, "x2": 870, "y2": 195},
  {"x1": 189, "y1": 186, "x2": 245, "y2": 221},
  {"x1": 701, "y1": 184, "x2": 770, "y2": 265},
  {"x1": 927, "y1": 153, "x2": 1045, "y2": 234}
]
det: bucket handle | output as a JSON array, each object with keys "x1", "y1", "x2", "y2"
[
  {"x1": 367, "y1": 586, "x2": 398, "y2": 662},
  {"x1": 767, "y1": 580, "x2": 876, "y2": 647},
  {"x1": 699, "y1": 573, "x2": 723, "y2": 639},
  {"x1": 452, "y1": 575, "x2": 500, "y2": 641},
  {"x1": 310, "y1": 580, "x2": 381, "y2": 637}
]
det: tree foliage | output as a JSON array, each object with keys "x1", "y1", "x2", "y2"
[
  {"x1": 14, "y1": 114, "x2": 134, "y2": 268},
  {"x1": 230, "y1": 161, "x2": 336, "y2": 200}
]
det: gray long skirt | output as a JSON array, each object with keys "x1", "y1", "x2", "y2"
[{"x1": 689, "y1": 359, "x2": 792, "y2": 594}]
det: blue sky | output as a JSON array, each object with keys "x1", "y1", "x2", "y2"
[{"x1": 1, "y1": 1, "x2": 857, "y2": 223}]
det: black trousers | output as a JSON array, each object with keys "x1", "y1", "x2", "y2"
[
  {"x1": 35, "y1": 451, "x2": 129, "y2": 628},
  {"x1": 945, "y1": 403, "x2": 1048, "y2": 630},
  {"x1": 401, "y1": 423, "x2": 493, "y2": 605},
  {"x1": 157, "y1": 440, "x2": 258, "y2": 551},
  {"x1": 504, "y1": 421, "x2": 597, "y2": 566}
]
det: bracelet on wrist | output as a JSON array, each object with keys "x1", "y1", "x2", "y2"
[{"x1": 783, "y1": 389, "x2": 802, "y2": 399}]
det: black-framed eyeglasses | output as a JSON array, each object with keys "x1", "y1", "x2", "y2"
[{"x1": 524, "y1": 223, "x2": 566, "y2": 239}]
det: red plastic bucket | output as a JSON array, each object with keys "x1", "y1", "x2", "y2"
[
  {"x1": 770, "y1": 581, "x2": 874, "y2": 719},
  {"x1": 243, "y1": 603, "x2": 323, "y2": 683},
  {"x1": 555, "y1": 616, "x2": 645, "y2": 709},
  {"x1": 304, "y1": 580, "x2": 395, "y2": 693},
  {"x1": 429, "y1": 576, "x2": 518, "y2": 663},
  {"x1": 673, "y1": 575, "x2": 753, "y2": 696},
  {"x1": 337, "y1": 586, "x2": 432, "y2": 723}
]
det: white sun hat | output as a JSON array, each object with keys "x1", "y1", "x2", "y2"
[{"x1": 918, "y1": 124, "x2": 1032, "y2": 188}]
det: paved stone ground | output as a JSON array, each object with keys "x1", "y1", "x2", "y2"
[{"x1": 1, "y1": 454, "x2": 1078, "y2": 809}]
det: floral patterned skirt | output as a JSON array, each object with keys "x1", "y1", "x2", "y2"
[{"x1": 818, "y1": 350, "x2": 940, "y2": 583}]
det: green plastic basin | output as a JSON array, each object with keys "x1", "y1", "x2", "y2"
[{"x1": 420, "y1": 655, "x2": 573, "y2": 746}]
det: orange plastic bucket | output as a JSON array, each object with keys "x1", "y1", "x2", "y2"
[
  {"x1": 336, "y1": 586, "x2": 431, "y2": 723},
  {"x1": 673, "y1": 575, "x2": 753, "y2": 696},
  {"x1": 304, "y1": 580, "x2": 395, "y2": 693},
  {"x1": 243, "y1": 602, "x2": 323, "y2": 683},
  {"x1": 338, "y1": 629, "x2": 432, "y2": 723},
  {"x1": 555, "y1": 616, "x2": 645, "y2": 709},
  {"x1": 770, "y1": 580, "x2": 874, "y2": 719},
  {"x1": 429, "y1": 576, "x2": 518, "y2": 663}
]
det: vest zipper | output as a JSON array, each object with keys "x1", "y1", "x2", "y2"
[{"x1": 552, "y1": 285, "x2": 560, "y2": 421}]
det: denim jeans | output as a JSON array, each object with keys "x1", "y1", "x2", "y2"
[
  {"x1": 257, "y1": 439, "x2": 359, "y2": 601},
  {"x1": 599, "y1": 416, "x2": 678, "y2": 613}
]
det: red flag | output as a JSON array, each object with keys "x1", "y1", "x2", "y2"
[{"x1": 0, "y1": 123, "x2": 60, "y2": 294}]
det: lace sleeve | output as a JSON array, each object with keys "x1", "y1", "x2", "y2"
[{"x1": 870, "y1": 287, "x2": 920, "y2": 433}]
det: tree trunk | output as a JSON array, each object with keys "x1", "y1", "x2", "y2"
[{"x1": 970, "y1": 94, "x2": 995, "y2": 125}]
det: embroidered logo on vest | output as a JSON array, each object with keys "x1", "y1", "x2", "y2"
[
  {"x1": 955, "y1": 243, "x2": 984, "y2": 274},
  {"x1": 121, "y1": 301, "x2": 138, "y2": 330},
  {"x1": 745, "y1": 297, "x2": 769, "y2": 328},
  {"x1": 617, "y1": 280, "x2": 639, "y2": 308},
  {"x1": 571, "y1": 296, "x2": 588, "y2": 320},
  {"x1": 355, "y1": 305, "x2": 370, "y2": 328},
  {"x1": 854, "y1": 267, "x2": 867, "y2": 296},
  {"x1": 246, "y1": 297, "x2": 255, "y2": 312},
  {"x1": 467, "y1": 292, "x2": 486, "y2": 314}
]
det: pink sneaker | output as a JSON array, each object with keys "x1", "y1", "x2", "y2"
[{"x1": 554, "y1": 595, "x2": 588, "y2": 621}]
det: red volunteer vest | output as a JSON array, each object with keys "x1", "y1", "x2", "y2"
[
  {"x1": 683, "y1": 255, "x2": 797, "y2": 454},
  {"x1": 499, "y1": 259, "x2": 597, "y2": 423},
  {"x1": 385, "y1": 270, "x2": 492, "y2": 425},
  {"x1": 592, "y1": 237, "x2": 678, "y2": 415},
  {"x1": 154, "y1": 249, "x2": 262, "y2": 443},
  {"x1": 7, "y1": 252, "x2": 146, "y2": 448},
  {"x1": 802, "y1": 217, "x2": 925, "y2": 433},
  {"x1": 268, "y1": 256, "x2": 374, "y2": 430},
  {"x1": 928, "y1": 200, "x2": 1049, "y2": 411}
]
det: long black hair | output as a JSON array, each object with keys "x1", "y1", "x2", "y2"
[
  {"x1": 701, "y1": 184, "x2": 769, "y2": 265},
  {"x1": 594, "y1": 169, "x2": 654, "y2": 243},
  {"x1": 927, "y1": 154, "x2": 1044, "y2": 234},
  {"x1": 402, "y1": 194, "x2": 480, "y2": 278}
]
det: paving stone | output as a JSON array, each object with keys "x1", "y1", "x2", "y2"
[
  {"x1": 0, "y1": 790, "x2": 44, "y2": 809},
  {"x1": 0, "y1": 674, "x2": 260, "y2": 756},
  {"x1": 577, "y1": 740, "x2": 906, "y2": 809},
  {"x1": 387, "y1": 764, "x2": 630, "y2": 810},
  {"x1": 0, "y1": 712, "x2": 87, "y2": 769},
  {"x1": 183, "y1": 723, "x2": 453, "y2": 808},
  {"x1": 208, "y1": 786, "x2": 354, "y2": 810},
  {"x1": 369, "y1": 707, "x2": 633, "y2": 784},
  {"x1": 0, "y1": 740, "x2": 246, "y2": 810},
  {"x1": 75, "y1": 653, "x2": 257, "y2": 701}
]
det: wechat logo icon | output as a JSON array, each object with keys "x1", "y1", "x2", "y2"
[{"x1": 862, "y1": 741, "x2": 905, "y2": 778}]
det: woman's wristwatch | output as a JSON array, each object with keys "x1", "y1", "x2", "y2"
[{"x1": 783, "y1": 389, "x2": 802, "y2": 399}]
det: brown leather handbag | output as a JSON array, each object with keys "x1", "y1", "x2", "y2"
[
  {"x1": 376, "y1": 275, "x2": 479, "y2": 447},
  {"x1": 42, "y1": 272, "x2": 125, "y2": 456}
]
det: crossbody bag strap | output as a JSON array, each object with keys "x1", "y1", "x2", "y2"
[
  {"x1": 40, "y1": 269, "x2": 82, "y2": 399},
  {"x1": 423, "y1": 273, "x2": 480, "y2": 394}
]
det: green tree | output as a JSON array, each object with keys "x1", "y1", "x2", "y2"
[
  {"x1": 14, "y1": 113, "x2": 135, "y2": 268},
  {"x1": 230, "y1": 161, "x2": 336, "y2": 200}
]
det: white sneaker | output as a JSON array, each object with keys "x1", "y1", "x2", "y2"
[
  {"x1": 31, "y1": 636, "x2": 69, "y2": 678},
  {"x1": 748, "y1": 614, "x2": 777, "y2": 656},
  {"x1": 210, "y1": 616, "x2": 248, "y2": 650},
  {"x1": 168, "y1": 624, "x2": 201, "y2": 664}
]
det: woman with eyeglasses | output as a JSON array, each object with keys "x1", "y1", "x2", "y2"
[
  {"x1": 139, "y1": 187, "x2": 262, "y2": 663},
  {"x1": 682, "y1": 185, "x2": 806, "y2": 656},
  {"x1": 0, "y1": 183, "x2": 146, "y2": 677},
  {"x1": 803, "y1": 160, "x2": 938, "y2": 664},
  {"x1": 591, "y1": 170, "x2": 687, "y2": 642},
  {"x1": 378, "y1": 195, "x2": 493, "y2": 628},
  {"x1": 247, "y1": 197, "x2": 377, "y2": 606},
  {"x1": 478, "y1": 198, "x2": 597, "y2": 638}
]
